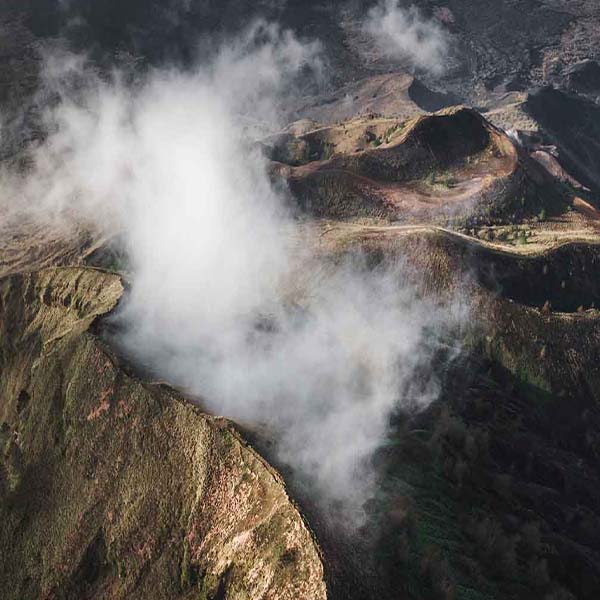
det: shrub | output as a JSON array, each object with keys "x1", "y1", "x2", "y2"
[
  {"x1": 528, "y1": 557, "x2": 551, "y2": 590},
  {"x1": 420, "y1": 546, "x2": 456, "y2": 600},
  {"x1": 520, "y1": 521, "x2": 542, "y2": 556}
]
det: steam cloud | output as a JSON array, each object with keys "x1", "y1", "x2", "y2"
[
  {"x1": 363, "y1": 0, "x2": 449, "y2": 75},
  {"x1": 3, "y1": 22, "x2": 466, "y2": 523}
]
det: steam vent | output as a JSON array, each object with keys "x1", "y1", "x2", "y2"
[{"x1": 2, "y1": 2, "x2": 600, "y2": 599}]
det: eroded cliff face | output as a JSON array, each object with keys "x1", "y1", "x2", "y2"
[{"x1": 0, "y1": 267, "x2": 326, "y2": 600}]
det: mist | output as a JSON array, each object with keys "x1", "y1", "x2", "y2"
[
  {"x1": 363, "y1": 0, "x2": 450, "y2": 75},
  {"x1": 3, "y1": 22, "x2": 467, "y2": 524}
]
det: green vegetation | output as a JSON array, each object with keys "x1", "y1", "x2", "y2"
[
  {"x1": 368, "y1": 332, "x2": 591, "y2": 600},
  {"x1": 321, "y1": 141, "x2": 335, "y2": 160},
  {"x1": 426, "y1": 170, "x2": 460, "y2": 189},
  {"x1": 0, "y1": 269, "x2": 326, "y2": 600},
  {"x1": 383, "y1": 122, "x2": 405, "y2": 144}
]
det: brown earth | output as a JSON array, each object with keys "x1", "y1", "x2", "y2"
[
  {"x1": 0, "y1": 266, "x2": 327, "y2": 600},
  {"x1": 2, "y1": 3, "x2": 600, "y2": 598},
  {"x1": 310, "y1": 225, "x2": 600, "y2": 599},
  {"x1": 270, "y1": 106, "x2": 562, "y2": 226},
  {"x1": 3, "y1": 103, "x2": 600, "y2": 599}
]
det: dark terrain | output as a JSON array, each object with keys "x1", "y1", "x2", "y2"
[{"x1": 1, "y1": 2, "x2": 600, "y2": 600}]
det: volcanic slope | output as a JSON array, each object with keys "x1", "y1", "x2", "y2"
[
  {"x1": 296, "y1": 227, "x2": 600, "y2": 600},
  {"x1": 2, "y1": 103, "x2": 600, "y2": 600},
  {"x1": 269, "y1": 107, "x2": 570, "y2": 227},
  {"x1": 261, "y1": 106, "x2": 600, "y2": 600},
  {"x1": 0, "y1": 265, "x2": 327, "y2": 600}
]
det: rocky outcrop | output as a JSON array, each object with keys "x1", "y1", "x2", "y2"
[{"x1": 524, "y1": 87, "x2": 600, "y2": 194}]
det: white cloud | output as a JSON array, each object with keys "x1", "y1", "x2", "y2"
[
  {"x1": 4, "y1": 21, "x2": 466, "y2": 524},
  {"x1": 364, "y1": 0, "x2": 449, "y2": 75}
]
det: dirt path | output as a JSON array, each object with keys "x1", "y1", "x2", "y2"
[{"x1": 314, "y1": 216, "x2": 600, "y2": 258}]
